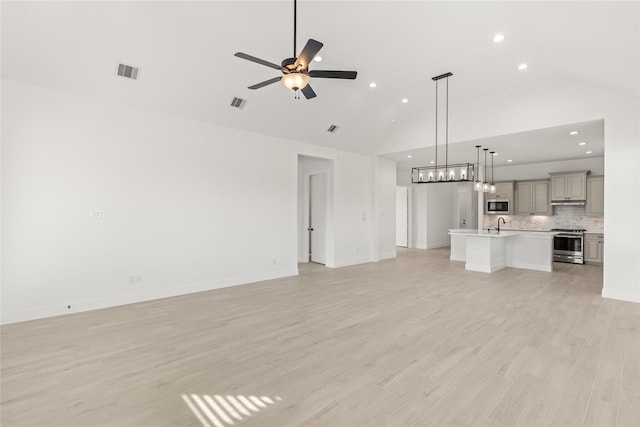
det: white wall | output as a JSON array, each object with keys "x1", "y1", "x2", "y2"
[
  {"x1": 492, "y1": 157, "x2": 604, "y2": 181},
  {"x1": 412, "y1": 185, "x2": 428, "y2": 249},
  {"x1": 410, "y1": 182, "x2": 457, "y2": 249},
  {"x1": 375, "y1": 157, "x2": 397, "y2": 260},
  {"x1": 426, "y1": 183, "x2": 457, "y2": 248},
  {"x1": 381, "y1": 77, "x2": 640, "y2": 303},
  {"x1": 1, "y1": 80, "x2": 386, "y2": 323}
]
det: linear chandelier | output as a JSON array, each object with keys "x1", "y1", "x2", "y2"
[{"x1": 412, "y1": 72, "x2": 474, "y2": 184}]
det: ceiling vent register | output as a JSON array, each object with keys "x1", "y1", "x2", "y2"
[
  {"x1": 230, "y1": 97, "x2": 246, "y2": 109},
  {"x1": 116, "y1": 63, "x2": 139, "y2": 80}
]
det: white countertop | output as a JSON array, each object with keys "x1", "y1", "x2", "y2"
[{"x1": 449, "y1": 229, "x2": 557, "y2": 239}]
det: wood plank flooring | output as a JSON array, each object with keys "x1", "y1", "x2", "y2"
[{"x1": 1, "y1": 248, "x2": 639, "y2": 427}]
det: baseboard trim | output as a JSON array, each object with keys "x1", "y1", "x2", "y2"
[
  {"x1": 333, "y1": 256, "x2": 372, "y2": 268},
  {"x1": 426, "y1": 242, "x2": 450, "y2": 249},
  {"x1": 1, "y1": 268, "x2": 299, "y2": 325},
  {"x1": 465, "y1": 262, "x2": 506, "y2": 273},
  {"x1": 602, "y1": 287, "x2": 640, "y2": 303},
  {"x1": 379, "y1": 250, "x2": 397, "y2": 261},
  {"x1": 508, "y1": 261, "x2": 553, "y2": 273}
]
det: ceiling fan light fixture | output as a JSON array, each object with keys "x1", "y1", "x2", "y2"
[{"x1": 282, "y1": 72, "x2": 310, "y2": 90}]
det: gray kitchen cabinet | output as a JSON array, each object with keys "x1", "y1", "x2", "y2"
[
  {"x1": 587, "y1": 176, "x2": 604, "y2": 216},
  {"x1": 584, "y1": 233, "x2": 604, "y2": 265},
  {"x1": 516, "y1": 180, "x2": 550, "y2": 215},
  {"x1": 493, "y1": 181, "x2": 514, "y2": 199},
  {"x1": 550, "y1": 172, "x2": 587, "y2": 200}
]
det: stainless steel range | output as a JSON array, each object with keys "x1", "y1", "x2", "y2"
[{"x1": 551, "y1": 228, "x2": 586, "y2": 264}]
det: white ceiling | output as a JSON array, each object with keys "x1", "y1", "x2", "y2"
[
  {"x1": 384, "y1": 119, "x2": 605, "y2": 170},
  {"x1": 2, "y1": 1, "x2": 638, "y2": 158}
]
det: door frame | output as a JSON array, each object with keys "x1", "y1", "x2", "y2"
[
  {"x1": 308, "y1": 172, "x2": 327, "y2": 264},
  {"x1": 301, "y1": 168, "x2": 329, "y2": 265}
]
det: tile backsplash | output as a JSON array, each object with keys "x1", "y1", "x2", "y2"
[{"x1": 483, "y1": 206, "x2": 604, "y2": 232}]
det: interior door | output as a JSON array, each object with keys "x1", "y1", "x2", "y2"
[
  {"x1": 395, "y1": 186, "x2": 408, "y2": 247},
  {"x1": 310, "y1": 174, "x2": 326, "y2": 264}
]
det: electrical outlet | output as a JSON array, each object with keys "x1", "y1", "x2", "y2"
[
  {"x1": 90, "y1": 210, "x2": 106, "y2": 220},
  {"x1": 128, "y1": 275, "x2": 142, "y2": 284}
]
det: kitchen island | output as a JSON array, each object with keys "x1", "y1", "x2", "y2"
[{"x1": 449, "y1": 229, "x2": 555, "y2": 273}]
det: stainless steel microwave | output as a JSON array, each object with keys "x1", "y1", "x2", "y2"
[{"x1": 486, "y1": 199, "x2": 511, "y2": 214}]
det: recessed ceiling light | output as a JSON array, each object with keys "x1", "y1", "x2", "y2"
[
  {"x1": 369, "y1": 82, "x2": 377, "y2": 88},
  {"x1": 585, "y1": 150, "x2": 593, "y2": 154},
  {"x1": 507, "y1": 159, "x2": 513, "y2": 163},
  {"x1": 493, "y1": 33, "x2": 505, "y2": 43},
  {"x1": 313, "y1": 55, "x2": 322, "y2": 62},
  {"x1": 407, "y1": 154, "x2": 413, "y2": 158},
  {"x1": 569, "y1": 130, "x2": 579, "y2": 135},
  {"x1": 578, "y1": 142, "x2": 587, "y2": 146},
  {"x1": 430, "y1": 160, "x2": 435, "y2": 164},
  {"x1": 401, "y1": 98, "x2": 409, "y2": 103},
  {"x1": 518, "y1": 63, "x2": 528, "y2": 71},
  {"x1": 492, "y1": 152, "x2": 499, "y2": 156}
]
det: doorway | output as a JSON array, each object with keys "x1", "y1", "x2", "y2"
[
  {"x1": 309, "y1": 173, "x2": 326, "y2": 264},
  {"x1": 297, "y1": 155, "x2": 333, "y2": 266}
]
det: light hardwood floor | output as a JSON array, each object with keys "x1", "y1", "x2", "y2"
[{"x1": 2, "y1": 248, "x2": 639, "y2": 427}]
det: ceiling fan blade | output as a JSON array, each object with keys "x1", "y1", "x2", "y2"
[
  {"x1": 294, "y1": 39, "x2": 323, "y2": 69},
  {"x1": 309, "y1": 70, "x2": 358, "y2": 79},
  {"x1": 248, "y1": 76, "x2": 282, "y2": 90},
  {"x1": 301, "y1": 84, "x2": 317, "y2": 99},
  {"x1": 235, "y1": 52, "x2": 284, "y2": 71}
]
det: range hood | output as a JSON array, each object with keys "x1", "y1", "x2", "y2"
[{"x1": 550, "y1": 200, "x2": 586, "y2": 206}]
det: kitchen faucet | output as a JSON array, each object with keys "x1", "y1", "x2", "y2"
[{"x1": 496, "y1": 217, "x2": 506, "y2": 233}]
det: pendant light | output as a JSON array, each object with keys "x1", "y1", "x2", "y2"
[
  {"x1": 490, "y1": 151, "x2": 497, "y2": 193},
  {"x1": 483, "y1": 148, "x2": 490, "y2": 192},
  {"x1": 474, "y1": 145, "x2": 482, "y2": 191},
  {"x1": 411, "y1": 72, "x2": 475, "y2": 184}
]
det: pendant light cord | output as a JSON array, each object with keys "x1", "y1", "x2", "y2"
[
  {"x1": 491, "y1": 151, "x2": 494, "y2": 184},
  {"x1": 484, "y1": 149, "x2": 488, "y2": 185},
  {"x1": 475, "y1": 145, "x2": 481, "y2": 183},
  {"x1": 445, "y1": 76, "x2": 449, "y2": 174},
  {"x1": 434, "y1": 76, "x2": 438, "y2": 175}
]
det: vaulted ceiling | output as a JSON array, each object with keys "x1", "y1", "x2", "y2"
[{"x1": 2, "y1": 1, "x2": 638, "y2": 157}]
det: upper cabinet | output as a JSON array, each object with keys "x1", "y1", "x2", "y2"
[
  {"x1": 550, "y1": 172, "x2": 588, "y2": 200},
  {"x1": 493, "y1": 182, "x2": 514, "y2": 199},
  {"x1": 516, "y1": 180, "x2": 551, "y2": 215},
  {"x1": 587, "y1": 176, "x2": 604, "y2": 216}
]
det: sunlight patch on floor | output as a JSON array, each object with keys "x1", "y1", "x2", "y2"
[{"x1": 182, "y1": 394, "x2": 282, "y2": 427}]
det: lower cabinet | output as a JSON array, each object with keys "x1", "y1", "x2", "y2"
[
  {"x1": 516, "y1": 180, "x2": 550, "y2": 215},
  {"x1": 584, "y1": 233, "x2": 604, "y2": 265}
]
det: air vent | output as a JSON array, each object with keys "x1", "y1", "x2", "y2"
[
  {"x1": 230, "y1": 97, "x2": 246, "y2": 109},
  {"x1": 327, "y1": 124, "x2": 338, "y2": 133},
  {"x1": 116, "y1": 63, "x2": 139, "y2": 80}
]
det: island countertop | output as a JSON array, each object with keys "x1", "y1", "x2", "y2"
[
  {"x1": 449, "y1": 229, "x2": 554, "y2": 273},
  {"x1": 449, "y1": 229, "x2": 557, "y2": 238}
]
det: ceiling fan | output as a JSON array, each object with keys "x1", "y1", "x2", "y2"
[{"x1": 234, "y1": 0, "x2": 357, "y2": 99}]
